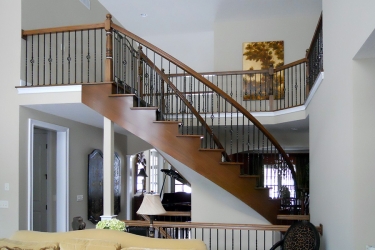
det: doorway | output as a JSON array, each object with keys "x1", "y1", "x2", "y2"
[{"x1": 28, "y1": 119, "x2": 69, "y2": 232}]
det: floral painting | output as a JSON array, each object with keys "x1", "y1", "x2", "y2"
[{"x1": 242, "y1": 41, "x2": 284, "y2": 100}]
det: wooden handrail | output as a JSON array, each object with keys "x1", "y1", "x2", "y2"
[
  {"x1": 170, "y1": 69, "x2": 269, "y2": 77},
  {"x1": 274, "y1": 58, "x2": 307, "y2": 72},
  {"x1": 111, "y1": 22, "x2": 297, "y2": 183},
  {"x1": 162, "y1": 211, "x2": 191, "y2": 217},
  {"x1": 21, "y1": 23, "x2": 105, "y2": 37},
  {"x1": 124, "y1": 220, "x2": 323, "y2": 235},
  {"x1": 170, "y1": 59, "x2": 306, "y2": 77}
]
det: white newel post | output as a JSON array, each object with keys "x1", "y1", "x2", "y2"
[{"x1": 101, "y1": 117, "x2": 116, "y2": 220}]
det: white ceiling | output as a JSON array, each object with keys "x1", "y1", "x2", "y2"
[{"x1": 99, "y1": 0, "x2": 322, "y2": 37}]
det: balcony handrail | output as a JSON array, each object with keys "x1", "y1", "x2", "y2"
[
  {"x1": 22, "y1": 23, "x2": 105, "y2": 37},
  {"x1": 168, "y1": 58, "x2": 307, "y2": 77},
  {"x1": 124, "y1": 220, "x2": 323, "y2": 234}
]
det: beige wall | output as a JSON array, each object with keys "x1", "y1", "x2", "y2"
[
  {"x1": 353, "y1": 58, "x2": 375, "y2": 249},
  {"x1": 159, "y1": 150, "x2": 269, "y2": 224},
  {"x1": 22, "y1": 0, "x2": 119, "y2": 30},
  {"x1": 18, "y1": 107, "x2": 128, "y2": 230},
  {"x1": 213, "y1": 14, "x2": 321, "y2": 71},
  {"x1": 142, "y1": 31, "x2": 215, "y2": 72},
  {"x1": 0, "y1": 0, "x2": 21, "y2": 238},
  {"x1": 309, "y1": 0, "x2": 375, "y2": 249}
]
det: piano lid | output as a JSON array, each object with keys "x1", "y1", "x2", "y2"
[{"x1": 161, "y1": 169, "x2": 190, "y2": 186}]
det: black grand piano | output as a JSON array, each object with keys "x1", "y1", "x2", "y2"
[{"x1": 157, "y1": 169, "x2": 191, "y2": 222}]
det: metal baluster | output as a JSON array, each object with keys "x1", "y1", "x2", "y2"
[
  {"x1": 37, "y1": 34, "x2": 39, "y2": 85},
  {"x1": 55, "y1": 33, "x2": 58, "y2": 84},
  {"x1": 248, "y1": 230, "x2": 250, "y2": 250},
  {"x1": 31, "y1": 35, "x2": 34, "y2": 86},
  {"x1": 49, "y1": 33, "x2": 52, "y2": 85},
  {"x1": 25, "y1": 36, "x2": 28, "y2": 86},
  {"x1": 263, "y1": 231, "x2": 266, "y2": 250},
  {"x1": 43, "y1": 34, "x2": 45, "y2": 85},
  {"x1": 61, "y1": 32, "x2": 64, "y2": 84},
  {"x1": 87, "y1": 30, "x2": 90, "y2": 83},
  {"x1": 94, "y1": 29, "x2": 97, "y2": 83},
  {"x1": 224, "y1": 229, "x2": 227, "y2": 250},
  {"x1": 81, "y1": 30, "x2": 83, "y2": 83},
  {"x1": 68, "y1": 32, "x2": 71, "y2": 84},
  {"x1": 232, "y1": 229, "x2": 234, "y2": 250},
  {"x1": 189, "y1": 75, "x2": 193, "y2": 135},
  {"x1": 74, "y1": 31, "x2": 77, "y2": 83},
  {"x1": 216, "y1": 229, "x2": 219, "y2": 250},
  {"x1": 101, "y1": 29, "x2": 103, "y2": 82}
]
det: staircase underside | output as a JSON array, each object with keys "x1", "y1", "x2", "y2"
[{"x1": 82, "y1": 83, "x2": 280, "y2": 224}]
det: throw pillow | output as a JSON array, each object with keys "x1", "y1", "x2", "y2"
[
  {"x1": 59, "y1": 238, "x2": 121, "y2": 250},
  {"x1": 0, "y1": 238, "x2": 59, "y2": 250}
]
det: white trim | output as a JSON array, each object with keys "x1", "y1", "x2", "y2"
[
  {"x1": 18, "y1": 85, "x2": 81, "y2": 94},
  {"x1": 305, "y1": 72, "x2": 324, "y2": 108},
  {"x1": 100, "y1": 215, "x2": 117, "y2": 220},
  {"x1": 28, "y1": 119, "x2": 69, "y2": 232},
  {"x1": 253, "y1": 105, "x2": 306, "y2": 117}
]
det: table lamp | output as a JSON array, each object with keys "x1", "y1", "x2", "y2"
[{"x1": 136, "y1": 193, "x2": 166, "y2": 237}]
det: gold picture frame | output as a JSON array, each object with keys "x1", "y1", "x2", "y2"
[{"x1": 242, "y1": 41, "x2": 284, "y2": 100}]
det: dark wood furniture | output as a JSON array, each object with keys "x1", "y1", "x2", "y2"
[{"x1": 88, "y1": 149, "x2": 121, "y2": 224}]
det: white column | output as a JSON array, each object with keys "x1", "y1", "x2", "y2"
[
  {"x1": 101, "y1": 117, "x2": 115, "y2": 220},
  {"x1": 125, "y1": 155, "x2": 133, "y2": 220},
  {"x1": 157, "y1": 153, "x2": 164, "y2": 194}
]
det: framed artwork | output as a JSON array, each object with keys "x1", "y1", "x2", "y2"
[{"x1": 242, "y1": 41, "x2": 284, "y2": 100}]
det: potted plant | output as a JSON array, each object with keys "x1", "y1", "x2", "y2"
[{"x1": 96, "y1": 219, "x2": 126, "y2": 231}]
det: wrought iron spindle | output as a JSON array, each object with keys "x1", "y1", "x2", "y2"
[{"x1": 43, "y1": 34, "x2": 45, "y2": 85}]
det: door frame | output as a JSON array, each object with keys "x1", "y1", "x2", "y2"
[{"x1": 28, "y1": 119, "x2": 69, "y2": 232}]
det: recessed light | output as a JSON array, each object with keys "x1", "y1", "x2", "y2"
[
  {"x1": 291, "y1": 128, "x2": 298, "y2": 131},
  {"x1": 140, "y1": 14, "x2": 148, "y2": 17}
]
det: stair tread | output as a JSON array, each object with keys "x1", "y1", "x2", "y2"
[
  {"x1": 239, "y1": 174, "x2": 260, "y2": 178},
  {"x1": 277, "y1": 214, "x2": 310, "y2": 221},
  {"x1": 176, "y1": 135, "x2": 203, "y2": 138},
  {"x1": 255, "y1": 187, "x2": 271, "y2": 190},
  {"x1": 130, "y1": 107, "x2": 158, "y2": 110},
  {"x1": 153, "y1": 121, "x2": 181, "y2": 124},
  {"x1": 109, "y1": 94, "x2": 135, "y2": 97},
  {"x1": 220, "y1": 162, "x2": 243, "y2": 165},
  {"x1": 199, "y1": 148, "x2": 225, "y2": 152}
]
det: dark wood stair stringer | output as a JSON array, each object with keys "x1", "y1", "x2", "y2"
[{"x1": 82, "y1": 83, "x2": 280, "y2": 224}]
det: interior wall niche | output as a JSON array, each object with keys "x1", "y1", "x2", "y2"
[{"x1": 88, "y1": 149, "x2": 121, "y2": 224}]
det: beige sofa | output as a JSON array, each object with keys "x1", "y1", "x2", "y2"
[{"x1": 2, "y1": 229, "x2": 207, "y2": 250}]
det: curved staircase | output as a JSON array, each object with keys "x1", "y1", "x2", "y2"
[{"x1": 82, "y1": 83, "x2": 281, "y2": 224}]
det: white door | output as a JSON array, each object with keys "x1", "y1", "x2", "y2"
[{"x1": 33, "y1": 128, "x2": 48, "y2": 232}]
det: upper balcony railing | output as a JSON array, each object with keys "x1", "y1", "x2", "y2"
[
  {"x1": 306, "y1": 13, "x2": 323, "y2": 91},
  {"x1": 20, "y1": 14, "x2": 323, "y2": 113},
  {"x1": 21, "y1": 23, "x2": 107, "y2": 86},
  {"x1": 169, "y1": 58, "x2": 307, "y2": 113}
]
